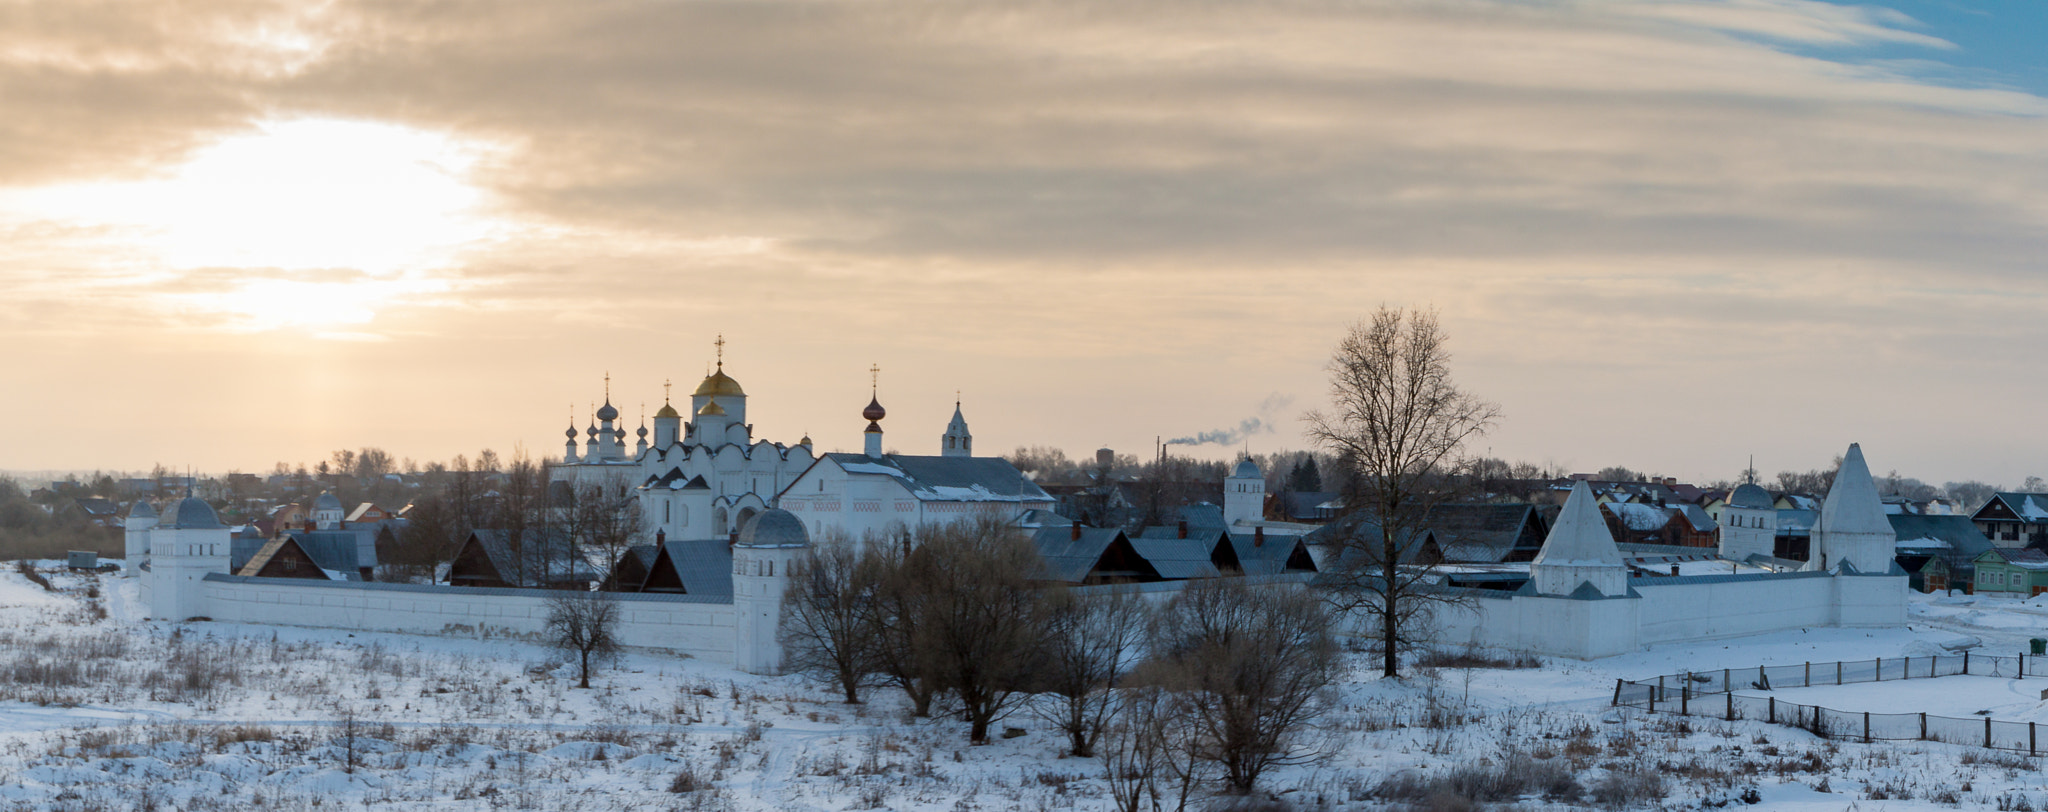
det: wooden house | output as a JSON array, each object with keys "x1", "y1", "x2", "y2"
[{"x1": 1972, "y1": 547, "x2": 2048, "y2": 597}]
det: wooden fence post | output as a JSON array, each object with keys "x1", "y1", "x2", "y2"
[
  {"x1": 1877, "y1": 657, "x2": 1883, "y2": 681},
  {"x1": 1864, "y1": 711, "x2": 1871, "y2": 743},
  {"x1": 1920, "y1": 712, "x2": 1927, "y2": 741},
  {"x1": 1612, "y1": 679, "x2": 1624, "y2": 706},
  {"x1": 1681, "y1": 683, "x2": 1689, "y2": 715},
  {"x1": 2032, "y1": 722, "x2": 2037, "y2": 756},
  {"x1": 1726, "y1": 692, "x2": 1734, "y2": 722},
  {"x1": 1768, "y1": 697, "x2": 1775, "y2": 725},
  {"x1": 1723, "y1": 668, "x2": 1730, "y2": 692},
  {"x1": 1964, "y1": 650, "x2": 1971, "y2": 674},
  {"x1": 1804, "y1": 661, "x2": 1811, "y2": 687},
  {"x1": 1986, "y1": 716, "x2": 1994, "y2": 749}
]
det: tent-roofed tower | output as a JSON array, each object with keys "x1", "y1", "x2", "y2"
[
  {"x1": 1531, "y1": 479, "x2": 1628, "y2": 597},
  {"x1": 1805, "y1": 443, "x2": 1896, "y2": 574},
  {"x1": 941, "y1": 397, "x2": 972, "y2": 458}
]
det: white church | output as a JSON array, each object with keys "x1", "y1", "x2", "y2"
[{"x1": 549, "y1": 342, "x2": 1052, "y2": 544}]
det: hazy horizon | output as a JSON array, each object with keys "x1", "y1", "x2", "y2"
[{"x1": 5, "y1": 1, "x2": 2046, "y2": 485}]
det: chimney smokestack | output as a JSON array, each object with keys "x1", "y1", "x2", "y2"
[
  {"x1": 1670, "y1": 564, "x2": 1681, "y2": 577},
  {"x1": 1255, "y1": 527, "x2": 1265, "y2": 547},
  {"x1": 1071, "y1": 523, "x2": 1082, "y2": 541},
  {"x1": 1177, "y1": 520, "x2": 1187, "y2": 539}
]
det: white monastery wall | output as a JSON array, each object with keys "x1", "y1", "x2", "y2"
[
  {"x1": 1632, "y1": 574, "x2": 1835, "y2": 645},
  {"x1": 200, "y1": 575, "x2": 736, "y2": 663}
]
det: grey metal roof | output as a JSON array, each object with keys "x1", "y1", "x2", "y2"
[
  {"x1": 203, "y1": 572, "x2": 733, "y2": 604},
  {"x1": 1420, "y1": 504, "x2": 1546, "y2": 563},
  {"x1": 1231, "y1": 458, "x2": 1261, "y2": 480},
  {"x1": 127, "y1": 500, "x2": 156, "y2": 519},
  {"x1": 462, "y1": 529, "x2": 596, "y2": 587},
  {"x1": 1176, "y1": 503, "x2": 1226, "y2": 529},
  {"x1": 1031, "y1": 526, "x2": 1127, "y2": 582},
  {"x1": 315, "y1": 492, "x2": 343, "y2": 511},
  {"x1": 649, "y1": 540, "x2": 734, "y2": 598},
  {"x1": 288, "y1": 530, "x2": 375, "y2": 574},
  {"x1": 823, "y1": 453, "x2": 1053, "y2": 503},
  {"x1": 1127, "y1": 533, "x2": 1223, "y2": 579},
  {"x1": 1887, "y1": 514, "x2": 1992, "y2": 563},
  {"x1": 1776, "y1": 508, "x2": 1816, "y2": 537},
  {"x1": 1226, "y1": 533, "x2": 1314, "y2": 576},
  {"x1": 162, "y1": 497, "x2": 225, "y2": 530},
  {"x1": 736, "y1": 508, "x2": 808, "y2": 548},
  {"x1": 1728, "y1": 483, "x2": 1774, "y2": 510}
]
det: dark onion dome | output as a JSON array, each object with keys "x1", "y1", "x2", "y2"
[
  {"x1": 163, "y1": 496, "x2": 225, "y2": 530},
  {"x1": 655, "y1": 401, "x2": 682, "y2": 419},
  {"x1": 865, "y1": 421, "x2": 883, "y2": 434},
  {"x1": 636, "y1": 423, "x2": 649, "y2": 438},
  {"x1": 694, "y1": 367, "x2": 746, "y2": 398},
  {"x1": 735, "y1": 508, "x2": 809, "y2": 548},
  {"x1": 596, "y1": 400, "x2": 619, "y2": 422},
  {"x1": 566, "y1": 424, "x2": 578, "y2": 439},
  {"x1": 862, "y1": 396, "x2": 886, "y2": 422},
  {"x1": 587, "y1": 422, "x2": 598, "y2": 438},
  {"x1": 1728, "y1": 482, "x2": 1774, "y2": 510}
]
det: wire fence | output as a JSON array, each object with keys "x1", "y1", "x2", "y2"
[{"x1": 1613, "y1": 652, "x2": 2048, "y2": 754}]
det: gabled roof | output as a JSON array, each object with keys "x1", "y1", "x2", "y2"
[
  {"x1": 820, "y1": 453, "x2": 1054, "y2": 503},
  {"x1": 1671, "y1": 503, "x2": 1717, "y2": 534},
  {"x1": 1605, "y1": 502, "x2": 1676, "y2": 532},
  {"x1": 644, "y1": 540, "x2": 734, "y2": 598},
  {"x1": 459, "y1": 529, "x2": 596, "y2": 587},
  {"x1": 645, "y1": 467, "x2": 710, "y2": 490},
  {"x1": 1127, "y1": 531, "x2": 1226, "y2": 579},
  {"x1": 237, "y1": 534, "x2": 365, "y2": 580},
  {"x1": 1423, "y1": 504, "x2": 1547, "y2": 562},
  {"x1": 1226, "y1": 532, "x2": 1317, "y2": 576},
  {"x1": 1888, "y1": 514, "x2": 1993, "y2": 562},
  {"x1": 344, "y1": 503, "x2": 387, "y2": 523},
  {"x1": 1031, "y1": 527, "x2": 1148, "y2": 583},
  {"x1": 1977, "y1": 547, "x2": 2048, "y2": 570},
  {"x1": 1976, "y1": 493, "x2": 2048, "y2": 524}
]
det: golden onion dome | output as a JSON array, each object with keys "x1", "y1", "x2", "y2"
[
  {"x1": 697, "y1": 398, "x2": 728, "y2": 417},
  {"x1": 799, "y1": 434, "x2": 813, "y2": 446},
  {"x1": 655, "y1": 402, "x2": 682, "y2": 419},
  {"x1": 693, "y1": 366, "x2": 746, "y2": 398}
]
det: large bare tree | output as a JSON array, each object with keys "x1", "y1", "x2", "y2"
[
  {"x1": 545, "y1": 589, "x2": 621, "y2": 689},
  {"x1": 1140, "y1": 578, "x2": 1339, "y2": 795},
  {"x1": 1305, "y1": 306, "x2": 1499, "y2": 678},
  {"x1": 1029, "y1": 584, "x2": 1148, "y2": 757},
  {"x1": 898, "y1": 516, "x2": 1050, "y2": 744},
  {"x1": 777, "y1": 532, "x2": 882, "y2": 703}
]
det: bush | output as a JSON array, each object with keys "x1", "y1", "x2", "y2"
[{"x1": 14, "y1": 560, "x2": 53, "y2": 592}]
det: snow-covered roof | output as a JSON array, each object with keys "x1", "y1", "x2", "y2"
[{"x1": 823, "y1": 453, "x2": 1054, "y2": 503}]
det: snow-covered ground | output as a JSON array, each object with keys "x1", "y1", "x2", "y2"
[{"x1": 3, "y1": 565, "x2": 2048, "y2": 810}]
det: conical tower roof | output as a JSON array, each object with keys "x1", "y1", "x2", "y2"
[
  {"x1": 1818, "y1": 443, "x2": 1891, "y2": 536},
  {"x1": 1532, "y1": 479, "x2": 1623, "y2": 568}
]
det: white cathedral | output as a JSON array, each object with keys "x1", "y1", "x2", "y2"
[{"x1": 549, "y1": 343, "x2": 1051, "y2": 543}]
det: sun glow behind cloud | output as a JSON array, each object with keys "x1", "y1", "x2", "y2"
[{"x1": 4, "y1": 118, "x2": 492, "y2": 331}]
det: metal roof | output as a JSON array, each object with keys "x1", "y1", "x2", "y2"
[{"x1": 823, "y1": 453, "x2": 1053, "y2": 503}]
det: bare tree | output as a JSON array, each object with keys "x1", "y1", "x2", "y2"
[
  {"x1": 1305, "y1": 307, "x2": 1499, "y2": 678},
  {"x1": 1139, "y1": 578, "x2": 1339, "y2": 795},
  {"x1": 899, "y1": 516, "x2": 1050, "y2": 744},
  {"x1": 1097, "y1": 685, "x2": 1213, "y2": 812},
  {"x1": 864, "y1": 533, "x2": 941, "y2": 717},
  {"x1": 575, "y1": 473, "x2": 644, "y2": 585},
  {"x1": 1030, "y1": 584, "x2": 1148, "y2": 757},
  {"x1": 545, "y1": 589, "x2": 621, "y2": 689},
  {"x1": 778, "y1": 532, "x2": 881, "y2": 703}
]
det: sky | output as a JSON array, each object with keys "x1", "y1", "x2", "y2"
[{"x1": 3, "y1": 0, "x2": 2046, "y2": 486}]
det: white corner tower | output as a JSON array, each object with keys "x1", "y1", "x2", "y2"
[
  {"x1": 148, "y1": 496, "x2": 231, "y2": 621},
  {"x1": 732, "y1": 508, "x2": 810, "y2": 674},
  {"x1": 1805, "y1": 443, "x2": 1895, "y2": 575},
  {"x1": 1719, "y1": 480, "x2": 1775, "y2": 562},
  {"x1": 122, "y1": 500, "x2": 158, "y2": 578},
  {"x1": 1224, "y1": 457, "x2": 1264, "y2": 526},
  {"x1": 1531, "y1": 479, "x2": 1629, "y2": 597},
  {"x1": 941, "y1": 398, "x2": 972, "y2": 458}
]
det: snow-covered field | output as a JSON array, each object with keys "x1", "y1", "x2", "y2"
[{"x1": 4, "y1": 565, "x2": 2048, "y2": 811}]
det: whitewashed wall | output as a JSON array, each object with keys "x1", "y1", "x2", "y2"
[{"x1": 200, "y1": 575, "x2": 736, "y2": 663}]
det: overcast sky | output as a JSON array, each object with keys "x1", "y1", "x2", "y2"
[{"x1": 3, "y1": 0, "x2": 2045, "y2": 485}]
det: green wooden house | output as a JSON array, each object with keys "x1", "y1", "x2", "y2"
[{"x1": 1972, "y1": 547, "x2": 2048, "y2": 596}]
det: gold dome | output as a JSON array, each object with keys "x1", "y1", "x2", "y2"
[
  {"x1": 655, "y1": 402, "x2": 681, "y2": 419},
  {"x1": 692, "y1": 366, "x2": 745, "y2": 398},
  {"x1": 697, "y1": 398, "x2": 728, "y2": 417}
]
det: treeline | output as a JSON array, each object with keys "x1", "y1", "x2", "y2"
[
  {"x1": 383, "y1": 451, "x2": 640, "y2": 585},
  {"x1": 778, "y1": 517, "x2": 1339, "y2": 800},
  {"x1": 0, "y1": 477, "x2": 119, "y2": 560}
]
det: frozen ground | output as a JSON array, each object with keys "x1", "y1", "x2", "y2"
[{"x1": 2, "y1": 565, "x2": 2047, "y2": 810}]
